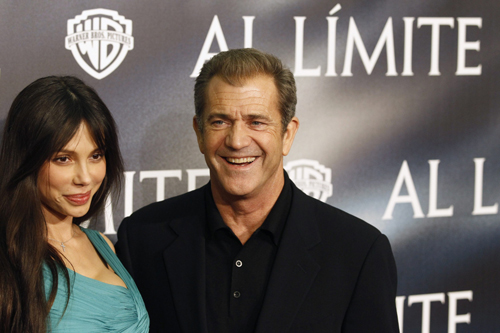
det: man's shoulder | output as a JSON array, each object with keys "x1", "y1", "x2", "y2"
[
  {"x1": 290, "y1": 184, "x2": 392, "y2": 269},
  {"x1": 291, "y1": 183, "x2": 381, "y2": 239},
  {"x1": 122, "y1": 184, "x2": 206, "y2": 226}
]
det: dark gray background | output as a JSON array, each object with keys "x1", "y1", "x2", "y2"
[{"x1": 1, "y1": 1, "x2": 498, "y2": 331}]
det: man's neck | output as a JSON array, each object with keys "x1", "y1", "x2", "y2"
[{"x1": 211, "y1": 178, "x2": 284, "y2": 245}]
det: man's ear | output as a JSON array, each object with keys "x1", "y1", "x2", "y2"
[
  {"x1": 282, "y1": 116, "x2": 299, "y2": 156},
  {"x1": 193, "y1": 116, "x2": 205, "y2": 154}
]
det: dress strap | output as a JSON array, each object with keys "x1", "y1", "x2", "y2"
[
  {"x1": 80, "y1": 227, "x2": 122, "y2": 275},
  {"x1": 79, "y1": 227, "x2": 149, "y2": 324}
]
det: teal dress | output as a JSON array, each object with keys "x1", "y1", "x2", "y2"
[{"x1": 43, "y1": 227, "x2": 150, "y2": 332}]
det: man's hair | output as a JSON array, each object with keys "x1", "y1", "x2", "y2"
[{"x1": 194, "y1": 48, "x2": 297, "y2": 133}]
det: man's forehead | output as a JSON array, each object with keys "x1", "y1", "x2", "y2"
[
  {"x1": 210, "y1": 92, "x2": 268, "y2": 108},
  {"x1": 206, "y1": 75, "x2": 277, "y2": 109}
]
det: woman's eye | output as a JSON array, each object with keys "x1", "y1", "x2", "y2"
[
  {"x1": 91, "y1": 153, "x2": 104, "y2": 160},
  {"x1": 55, "y1": 156, "x2": 69, "y2": 163}
]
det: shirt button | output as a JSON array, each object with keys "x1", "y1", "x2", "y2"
[
  {"x1": 233, "y1": 291, "x2": 241, "y2": 298},
  {"x1": 235, "y1": 260, "x2": 243, "y2": 267}
]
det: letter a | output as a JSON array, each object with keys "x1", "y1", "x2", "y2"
[
  {"x1": 383, "y1": 160, "x2": 425, "y2": 220},
  {"x1": 190, "y1": 15, "x2": 229, "y2": 77}
]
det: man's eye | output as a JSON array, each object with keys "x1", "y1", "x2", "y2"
[
  {"x1": 252, "y1": 121, "x2": 263, "y2": 126},
  {"x1": 213, "y1": 120, "x2": 225, "y2": 125}
]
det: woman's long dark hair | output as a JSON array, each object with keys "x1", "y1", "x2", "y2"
[{"x1": 0, "y1": 76, "x2": 124, "y2": 332}]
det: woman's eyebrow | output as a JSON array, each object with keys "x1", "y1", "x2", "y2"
[{"x1": 56, "y1": 147, "x2": 103, "y2": 154}]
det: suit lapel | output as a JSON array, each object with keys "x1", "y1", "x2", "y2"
[
  {"x1": 163, "y1": 210, "x2": 208, "y2": 332},
  {"x1": 255, "y1": 186, "x2": 321, "y2": 332}
]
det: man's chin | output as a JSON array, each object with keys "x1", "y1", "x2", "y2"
[{"x1": 212, "y1": 180, "x2": 259, "y2": 199}]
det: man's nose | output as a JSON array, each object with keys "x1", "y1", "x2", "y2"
[{"x1": 225, "y1": 123, "x2": 251, "y2": 149}]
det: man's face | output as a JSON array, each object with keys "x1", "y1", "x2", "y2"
[{"x1": 194, "y1": 75, "x2": 298, "y2": 200}]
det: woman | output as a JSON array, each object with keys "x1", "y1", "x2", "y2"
[{"x1": 0, "y1": 76, "x2": 149, "y2": 332}]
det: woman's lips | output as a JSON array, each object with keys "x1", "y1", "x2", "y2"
[{"x1": 65, "y1": 191, "x2": 91, "y2": 205}]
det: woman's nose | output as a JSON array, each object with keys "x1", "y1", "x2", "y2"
[{"x1": 73, "y1": 163, "x2": 91, "y2": 186}]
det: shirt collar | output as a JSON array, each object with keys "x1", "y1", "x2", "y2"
[{"x1": 205, "y1": 170, "x2": 293, "y2": 245}]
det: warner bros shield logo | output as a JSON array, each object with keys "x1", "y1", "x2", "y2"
[
  {"x1": 285, "y1": 159, "x2": 333, "y2": 203},
  {"x1": 65, "y1": 9, "x2": 134, "y2": 80}
]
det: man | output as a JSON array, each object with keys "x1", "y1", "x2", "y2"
[{"x1": 116, "y1": 48, "x2": 399, "y2": 332}]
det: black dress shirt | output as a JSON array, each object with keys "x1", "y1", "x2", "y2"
[{"x1": 205, "y1": 175, "x2": 292, "y2": 333}]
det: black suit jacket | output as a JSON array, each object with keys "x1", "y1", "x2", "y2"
[{"x1": 116, "y1": 181, "x2": 399, "y2": 332}]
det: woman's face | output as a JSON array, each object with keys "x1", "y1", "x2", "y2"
[{"x1": 38, "y1": 122, "x2": 106, "y2": 224}]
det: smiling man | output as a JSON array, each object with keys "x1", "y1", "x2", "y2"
[
  {"x1": 196, "y1": 73, "x2": 298, "y2": 244},
  {"x1": 116, "y1": 48, "x2": 400, "y2": 333}
]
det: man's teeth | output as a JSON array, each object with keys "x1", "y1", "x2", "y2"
[{"x1": 226, "y1": 157, "x2": 256, "y2": 164}]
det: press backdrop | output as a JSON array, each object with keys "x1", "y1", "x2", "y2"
[{"x1": 1, "y1": 1, "x2": 498, "y2": 332}]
